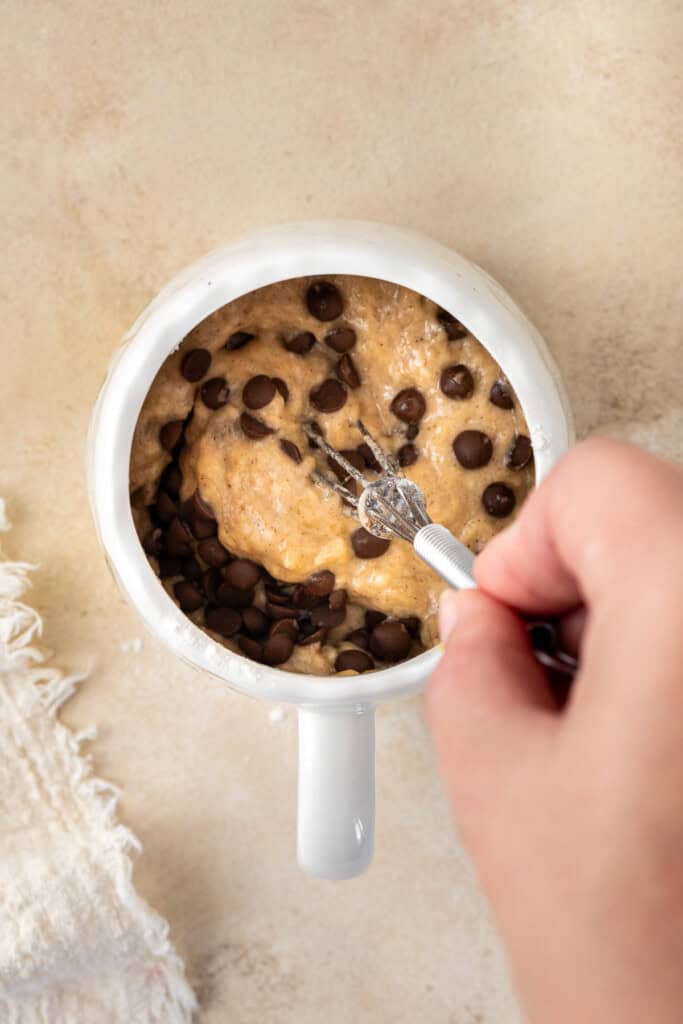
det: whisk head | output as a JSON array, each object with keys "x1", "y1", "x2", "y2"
[{"x1": 303, "y1": 419, "x2": 432, "y2": 543}]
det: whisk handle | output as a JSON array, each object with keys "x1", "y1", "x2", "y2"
[
  {"x1": 413, "y1": 523, "x2": 477, "y2": 591},
  {"x1": 414, "y1": 524, "x2": 578, "y2": 689}
]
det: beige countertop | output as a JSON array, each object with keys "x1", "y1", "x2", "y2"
[{"x1": 2, "y1": 2, "x2": 681, "y2": 1021}]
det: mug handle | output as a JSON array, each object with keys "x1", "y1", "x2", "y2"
[{"x1": 297, "y1": 703, "x2": 375, "y2": 880}]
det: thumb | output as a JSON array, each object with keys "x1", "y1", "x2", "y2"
[{"x1": 425, "y1": 589, "x2": 557, "y2": 847}]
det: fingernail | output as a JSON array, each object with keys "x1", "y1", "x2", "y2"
[{"x1": 438, "y1": 590, "x2": 459, "y2": 644}]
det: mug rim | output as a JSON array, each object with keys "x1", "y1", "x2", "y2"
[{"x1": 88, "y1": 219, "x2": 573, "y2": 706}]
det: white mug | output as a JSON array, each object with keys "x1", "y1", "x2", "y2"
[{"x1": 88, "y1": 220, "x2": 572, "y2": 880}]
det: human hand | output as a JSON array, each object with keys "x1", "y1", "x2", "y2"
[{"x1": 426, "y1": 439, "x2": 683, "y2": 1024}]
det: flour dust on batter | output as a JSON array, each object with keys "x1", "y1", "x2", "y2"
[{"x1": 129, "y1": 276, "x2": 534, "y2": 675}]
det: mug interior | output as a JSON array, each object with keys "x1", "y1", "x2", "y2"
[{"x1": 89, "y1": 220, "x2": 572, "y2": 705}]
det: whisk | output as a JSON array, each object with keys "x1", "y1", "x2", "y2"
[{"x1": 305, "y1": 419, "x2": 578, "y2": 683}]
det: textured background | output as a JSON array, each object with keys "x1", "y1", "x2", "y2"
[{"x1": 2, "y1": 2, "x2": 681, "y2": 1020}]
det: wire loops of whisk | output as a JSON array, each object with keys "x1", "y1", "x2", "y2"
[{"x1": 304, "y1": 420, "x2": 432, "y2": 542}]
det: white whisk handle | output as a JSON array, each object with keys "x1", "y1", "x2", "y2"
[{"x1": 413, "y1": 523, "x2": 477, "y2": 591}]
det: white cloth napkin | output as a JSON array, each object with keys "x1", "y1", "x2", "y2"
[{"x1": 0, "y1": 500, "x2": 197, "y2": 1022}]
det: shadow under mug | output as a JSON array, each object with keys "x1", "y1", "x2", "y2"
[{"x1": 88, "y1": 220, "x2": 573, "y2": 880}]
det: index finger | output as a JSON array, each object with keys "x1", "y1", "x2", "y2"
[{"x1": 475, "y1": 438, "x2": 683, "y2": 615}]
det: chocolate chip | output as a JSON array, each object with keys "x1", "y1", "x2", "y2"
[
  {"x1": 224, "y1": 558, "x2": 261, "y2": 591},
  {"x1": 206, "y1": 605, "x2": 242, "y2": 637},
  {"x1": 155, "y1": 490, "x2": 177, "y2": 525},
  {"x1": 192, "y1": 490, "x2": 215, "y2": 520},
  {"x1": 173, "y1": 580, "x2": 204, "y2": 613},
  {"x1": 345, "y1": 449, "x2": 367, "y2": 470},
  {"x1": 482, "y1": 482, "x2": 516, "y2": 518},
  {"x1": 266, "y1": 602, "x2": 300, "y2": 621},
  {"x1": 305, "y1": 570, "x2": 335, "y2": 598},
  {"x1": 181, "y1": 348, "x2": 211, "y2": 382},
  {"x1": 398, "y1": 443, "x2": 418, "y2": 467},
  {"x1": 329, "y1": 588, "x2": 347, "y2": 611},
  {"x1": 306, "y1": 281, "x2": 343, "y2": 321},
  {"x1": 165, "y1": 517, "x2": 193, "y2": 556},
  {"x1": 440, "y1": 364, "x2": 474, "y2": 400},
  {"x1": 225, "y1": 330, "x2": 255, "y2": 351},
  {"x1": 269, "y1": 617, "x2": 299, "y2": 640},
  {"x1": 437, "y1": 308, "x2": 467, "y2": 340},
  {"x1": 310, "y1": 606, "x2": 346, "y2": 629},
  {"x1": 182, "y1": 493, "x2": 217, "y2": 539},
  {"x1": 157, "y1": 556, "x2": 183, "y2": 578},
  {"x1": 400, "y1": 616, "x2": 421, "y2": 638},
  {"x1": 242, "y1": 605, "x2": 270, "y2": 638},
  {"x1": 130, "y1": 486, "x2": 146, "y2": 509},
  {"x1": 280, "y1": 439, "x2": 302, "y2": 463},
  {"x1": 345, "y1": 628, "x2": 371, "y2": 650},
  {"x1": 327, "y1": 449, "x2": 365, "y2": 483},
  {"x1": 306, "y1": 421, "x2": 323, "y2": 449},
  {"x1": 190, "y1": 515, "x2": 217, "y2": 540},
  {"x1": 238, "y1": 635, "x2": 263, "y2": 661},
  {"x1": 335, "y1": 354, "x2": 361, "y2": 389},
  {"x1": 161, "y1": 463, "x2": 182, "y2": 497},
  {"x1": 159, "y1": 420, "x2": 184, "y2": 452},
  {"x1": 405, "y1": 424, "x2": 419, "y2": 441},
  {"x1": 182, "y1": 557, "x2": 203, "y2": 582},
  {"x1": 200, "y1": 377, "x2": 231, "y2": 410},
  {"x1": 292, "y1": 584, "x2": 319, "y2": 610},
  {"x1": 357, "y1": 443, "x2": 381, "y2": 472},
  {"x1": 325, "y1": 326, "x2": 356, "y2": 353},
  {"x1": 390, "y1": 388, "x2": 426, "y2": 424},
  {"x1": 197, "y1": 537, "x2": 230, "y2": 567},
  {"x1": 351, "y1": 528, "x2": 391, "y2": 559},
  {"x1": 177, "y1": 496, "x2": 193, "y2": 522},
  {"x1": 143, "y1": 527, "x2": 164, "y2": 556},
  {"x1": 297, "y1": 626, "x2": 327, "y2": 647},
  {"x1": 202, "y1": 568, "x2": 223, "y2": 602},
  {"x1": 266, "y1": 586, "x2": 295, "y2": 606},
  {"x1": 243, "y1": 375, "x2": 276, "y2": 410},
  {"x1": 263, "y1": 633, "x2": 294, "y2": 666},
  {"x1": 310, "y1": 379, "x2": 347, "y2": 414},
  {"x1": 370, "y1": 620, "x2": 412, "y2": 662},
  {"x1": 335, "y1": 650, "x2": 374, "y2": 673},
  {"x1": 216, "y1": 583, "x2": 254, "y2": 609},
  {"x1": 273, "y1": 378, "x2": 289, "y2": 402},
  {"x1": 365, "y1": 610, "x2": 387, "y2": 630},
  {"x1": 240, "y1": 412, "x2": 275, "y2": 439},
  {"x1": 489, "y1": 379, "x2": 514, "y2": 410},
  {"x1": 192, "y1": 492, "x2": 211, "y2": 520},
  {"x1": 452, "y1": 430, "x2": 493, "y2": 469},
  {"x1": 284, "y1": 331, "x2": 316, "y2": 354},
  {"x1": 505, "y1": 434, "x2": 533, "y2": 470}
]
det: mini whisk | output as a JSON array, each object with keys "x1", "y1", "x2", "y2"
[{"x1": 305, "y1": 419, "x2": 578, "y2": 685}]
